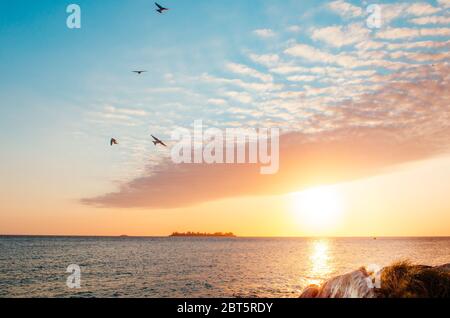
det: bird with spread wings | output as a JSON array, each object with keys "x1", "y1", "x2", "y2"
[
  {"x1": 155, "y1": 2, "x2": 169, "y2": 14},
  {"x1": 151, "y1": 135, "x2": 167, "y2": 147},
  {"x1": 110, "y1": 138, "x2": 119, "y2": 146}
]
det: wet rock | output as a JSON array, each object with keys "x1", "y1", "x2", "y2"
[{"x1": 300, "y1": 262, "x2": 450, "y2": 298}]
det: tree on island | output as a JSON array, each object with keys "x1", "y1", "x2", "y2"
[{"x1": 170, "y1": 232, "x2": 236, "y2": 237}]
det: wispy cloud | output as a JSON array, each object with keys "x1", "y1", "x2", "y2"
[
  {"x1": 249, "y1": 53, "x2": 280, "y2": 67},
  {"x1": 223, "y1": 91, "x2": 253, "y2": 104},
  {"x1": 284, "y1": 43, "x2": 360, "y2": 68},
  {"x1": 82, "y1": 0, "x2": 450, "y2": 209},
  {"x1": 226, "y1": 62, "x2": 273, "y2": 82},
  {"x1": 376, "y1": 27, "x2": 450, "y2": 39},
  {"x1": 327, "y1": 0, "x2": 363, "y2": 19},
  {"x1": 286, "y1": 25, "x2": 301, "y2": 33},
  {"x1": 410, "y1": 16, "x2": 450, "y2": 25},
  {"x1": 437, "y1": 0, "x2": 450, "y2": 8},
  {"x1": 311, "y1": 23, "x2": 369, "y2": 48},
  {"x1": 380, "y1": 2, "x2": 442, "y2": 25},
  {"x1": 207, "y1": 98, "x2": 227, "y2": 106},
  {"x1": 253, "y1": 28, "x2": 276, "y2": 38},
  {"x1": 84, "y1": 64, "x2": 450, "y2": 208},
  {"x1": 104, "y1": 106, "x2": 147, "y2": 117}
]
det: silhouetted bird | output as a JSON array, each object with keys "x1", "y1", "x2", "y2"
[
  {"x1": 151, "y1": 135, "x2": 167, "y2": 147},
  {"x1": 110, "y1": 138, "x2": 119, "y2": 146},
  {"x1": 155, "y1": 2, "x2": 169, "y2": 14},
  {"x1": 133, "y1": 70, "x2": 147, "y2": 75}
]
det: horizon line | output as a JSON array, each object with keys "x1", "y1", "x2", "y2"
[{"x1": 1, "y1": 234, "x2": 449, "y2": 239}]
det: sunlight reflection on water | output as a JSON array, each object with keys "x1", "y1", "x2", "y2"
[{"x1": 307, "y1": 240, "x2": 333, "y2": 286}]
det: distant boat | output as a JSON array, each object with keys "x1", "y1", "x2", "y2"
[{"x1": 169, "y1": 232, "x2": 236, "y2": 238}]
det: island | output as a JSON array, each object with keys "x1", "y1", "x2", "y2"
[{"x1": 169, "y1": 232, "x2": 236, "y2": 238}]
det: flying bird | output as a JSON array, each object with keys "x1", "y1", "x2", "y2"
[
  {"x1": 155, "y1": 2, "x2": 169, "y2": 14},
  {"x1": 110, "y1": 138, "x2": 119, "y2": 146},
  {"x1": 151, "y1": 135, "x2": 167, "y2": 147},
  {"x1": 133, "y1": 70, "x2": 147, "y2": 75}
]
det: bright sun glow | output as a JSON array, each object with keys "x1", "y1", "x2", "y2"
[{"x1": 292, "y1": 186, "x2": 343, "y2": 231}]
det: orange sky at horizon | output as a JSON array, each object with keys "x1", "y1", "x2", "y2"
[{"x1": 1, "y1": 154, "x2": 450, "y2": 237}]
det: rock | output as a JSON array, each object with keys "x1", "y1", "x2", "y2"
[
  {"x1": 300, "y1": 262, "x2": 450, "y2": 298},
  {"x1": 299, "y1": 285, "x2": 320, "y2": 298},
  {"x1": 310, "y1": 268, "x2": 375, "y2": 298},
  {"x1": 435, "y1": 263, "x2": 450, "y2": 272}
]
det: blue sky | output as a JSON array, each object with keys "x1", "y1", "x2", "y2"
[
  {"x1": 0, "y1": 0, "x2": 449, "y2": 213},
  {"x1": 0, "y1": 0, "x2": 342, "y2": 186}
]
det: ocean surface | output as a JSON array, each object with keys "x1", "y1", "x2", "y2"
[{"x1": 0, "y1": 236, "x2": 449, "y2": 298}]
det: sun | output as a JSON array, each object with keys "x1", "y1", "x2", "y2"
[{"x1": 291, "y1": 186, "x2": 343, "y2": 231}]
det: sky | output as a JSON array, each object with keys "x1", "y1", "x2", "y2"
[{"x1": 0, "y1": 0, "x2": 449, "y2": 237}]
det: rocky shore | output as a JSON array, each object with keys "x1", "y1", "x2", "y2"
[{"x1": 300, "y1": 261, "x2": 450, "y2": 298}]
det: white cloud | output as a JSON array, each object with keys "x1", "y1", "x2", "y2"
[
  {"x1": 380, "y1": 3, "x2": 441, "y2": 25},
  {"x1": 328, "y1": 0, "x2": 363, "y2": 18},
  {"x1": 406, "y1": 3, "x2": 441, "y2": 16},
  {"x1": 207, "y1": 98, "x2": 227, "y2": 106},
  {"x1": 200, "y1": 74, "x2": 283, "y2": 92},
  {"x1": 224, "y1": 91, "x2": 253, "y2": 104},
  {"x1": 437, "y1": 0, "x2": 450, "y2": 9},
  {"x1": 269, "y1": 64, "x2": 307, "y2": 75},
  {"x1": 311, "y1": 23, "x2": 369, "y2": 48},
  {"x1": 253, "y1": 29, "x2": 276, "y2": 38},
  {"x1": 287, "y1": 25, "x2": 301, "y2": 33},
  {"x1": 385, "y1": 40, "x2": 450, "y2": 50},
  {"x1": 104, "y1": 106, "x2": 147, "y2": 117},
  {"x1": 249, "y1": 53, "x2": 280, "y2": 67},
  {"x1": 410, "y1": 16, "x2": 450, "y2": 25},
  {"x1": 376, "y1": 27, "x2": 450, "y2": 39},
  {"x1": 284, "y1": 43, "x2": 360, "y2": 68},
  {"x1": 226, "y1": 62, "x2": 273, "y2": 82},
  {"x1": 355, "y1": 40, "x2": 386, "y2": 51},
  {"x1": 287, "y1": 75, "x2": 317, "y2": 82},
  {"x1": 389, "y1": 51, "x2": 450, "y2": 62},
  {"x1": 285, "y1": 44, "x2": 335, "y2": 63}
]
